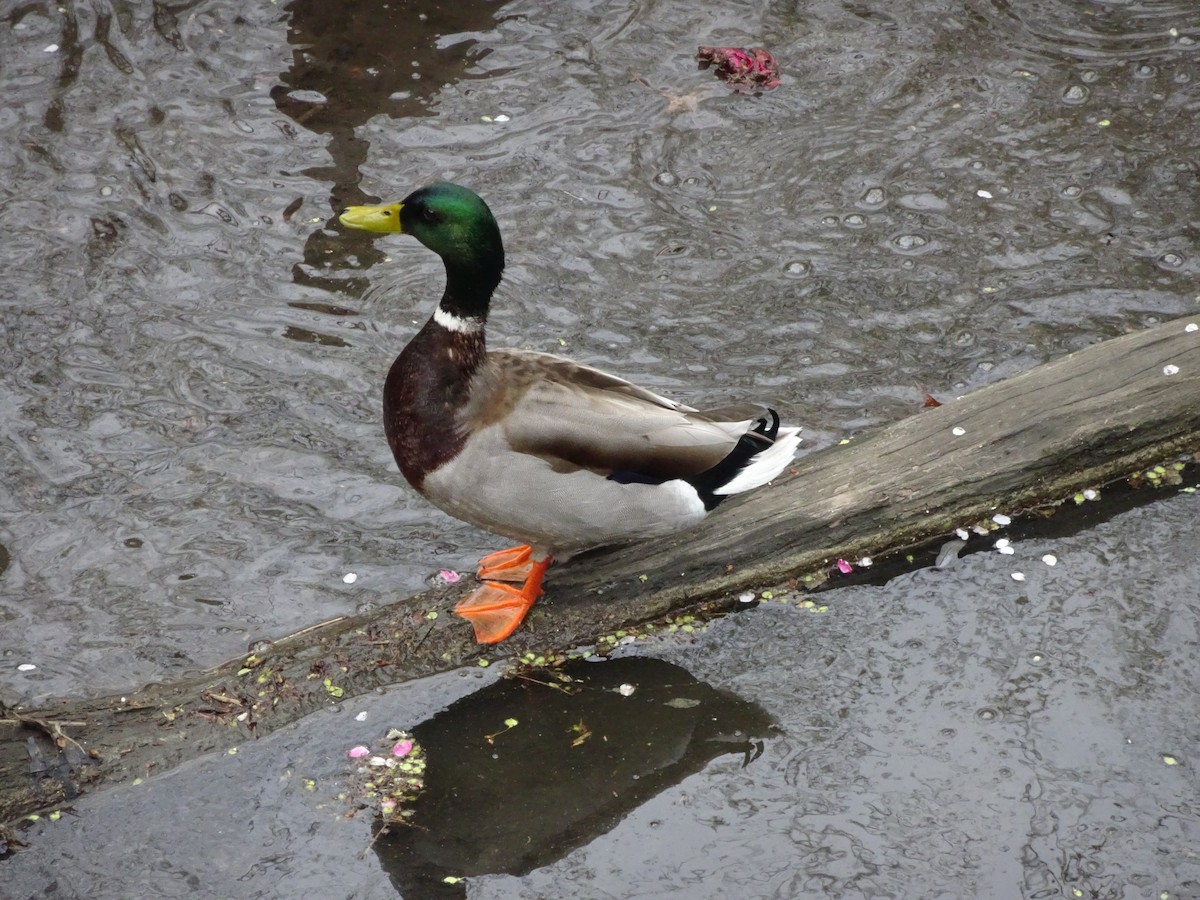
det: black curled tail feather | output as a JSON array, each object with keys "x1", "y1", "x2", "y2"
[
  {"x1": 686, "y1": 407, "x2": 782, "y2": 512},
  {"x1": 753, "y1": 408, "x2": 780, "y2": 441}
]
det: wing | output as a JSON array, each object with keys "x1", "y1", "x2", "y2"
[{"x1": 466, "y1": 349, "x2": 759, "y2": 480}]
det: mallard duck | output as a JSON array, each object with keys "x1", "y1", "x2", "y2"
[{"x1": 339, "y1": 182, "x2": 800, "y2": 643}]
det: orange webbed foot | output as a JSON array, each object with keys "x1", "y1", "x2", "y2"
[
  {"x1": 476, "y1": 544, "x2": 534, "y2": 583},
  {"x1": 454, "y1": 553, "x2": 551, "y2": 643}
]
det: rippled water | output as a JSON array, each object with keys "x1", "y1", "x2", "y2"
[{"x1": 2, "y1": 0, "x2": 1198, "y2": 895}]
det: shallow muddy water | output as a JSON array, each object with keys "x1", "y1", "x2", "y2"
[{"x1": 2, "y1": 0, "x2": 1198, "y2": 896}]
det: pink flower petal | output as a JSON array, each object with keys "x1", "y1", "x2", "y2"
[
  {"x1": 348, "y1": 745, "x2": 370, "y2": 759},
  {"x1": 392, "y1": 739, "x2": 414, "y2": 758},
  {"x1": 437, "y1": 569, "x2": 461, "y2": 584},
  {"x1": 836, "y1": 558, "x2": 853, "y2": 574}
]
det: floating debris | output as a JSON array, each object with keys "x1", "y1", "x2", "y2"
[
  {"x1": 665, "y1": 697, "x2": 701, "y2": 709},
  {"x1": 992, "y1": 513, "x2": 1012, "y2": 526},
  {"x1": 17, "y1": 663, "x2": 37, "y2": 672},
  {"x1": 738, "y1": 591, "x2": 756, "y2": 603},
  {"x1": 1186, "y1": 323, "x2": 1198, "y2": 333},
  {"x1": 1163, "y1": 364, "x2": 1180, "y2": 376},
  {"x1": 976, "y1": 189, "x2": 993, "y2": 199},
  {"x1": 936, "y1": 539, "x2": 966, "y2": 568},
  {"x1": 696, "y1": 46, "x2": 781, "y2": 93},
  {"x1": 434, "y1": 569, "x2": 461, "y2": 584},
  {"x1": 1011, "y1": 572, "x2": 1026, "y2": 582},
  {"x1": 955, "y1": 527, "x2": 970, "y2": 541},
  {"x1": 618, "y1": 683, "x2": 636, "y2": 697},
  {"x1": 346, "y1": 729, "x2": 426, "y2": 824},
  {"x1": 569, "y1": 720, "x2": 593, "y2": 747},
  {"x1": 952, "y1": 426, "x2": 966, "y2": 436},
  {"x1": 1042, "y1": 554, "x2": 1058, "y2": 566},
  {"x1": 484, "y1": 718, "x2": 520, "y2": 744},
  {"x1": 342, "y1": 572, "x2": 358, "y2": 584},
  {"x1": 836, "y1": 558, "x2": 853, "y2": 574},
  {"x1": 994, "y1": 538, "x2": 1014, "y2": 555}
]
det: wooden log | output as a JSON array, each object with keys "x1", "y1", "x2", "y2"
[{"x1": 3, "y1": 315, "x2": 1199, "y2": 838}]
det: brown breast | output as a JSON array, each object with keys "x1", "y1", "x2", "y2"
[{"x1": 382, "y1": 318, "x2": 485, "y2": 491}]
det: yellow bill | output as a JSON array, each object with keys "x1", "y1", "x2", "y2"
[{"x1": 339, "y1": 202, "x2": 404, "y2": 233}]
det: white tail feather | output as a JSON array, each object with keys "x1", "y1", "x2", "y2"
[{"x1": 712, "y1": 427, "x2": 802, "y2": 495}]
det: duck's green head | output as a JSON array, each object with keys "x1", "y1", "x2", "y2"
[{"x1": 340, "y1": 182, "x2": 504, "y2": 277}]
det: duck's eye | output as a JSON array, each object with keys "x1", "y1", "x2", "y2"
[{"x1": 420, "y1": 206, "x2": 443, "y2": 224}]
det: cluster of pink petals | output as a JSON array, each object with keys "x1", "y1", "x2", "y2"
[
  {"x1": 697, "y1": 46, "x2": 781, "y2": 92},
  {"x1": 349, "y1": 739, "x2": 413, "y2": 758}
]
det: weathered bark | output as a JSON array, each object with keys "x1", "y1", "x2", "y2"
[{"x1": 3, "y1": 316, "x2": 1199, "y2": 835}]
